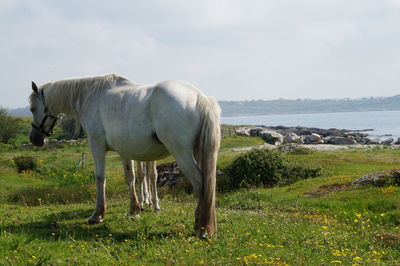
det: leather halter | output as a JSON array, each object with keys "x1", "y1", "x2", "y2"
[{"x1": 31, "y1": 89, "x2": 61, "y2": 137}]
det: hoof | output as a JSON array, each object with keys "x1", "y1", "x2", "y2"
[
  {"x1": 154, "y1": 207, "x2": 161, "y2": 213},
  {"x1": 196, "y1": 228, "x2": 208, "y2": 239},
  {"x1": 127, "y1": 209, "x2": 141, "y2": 216},
  {"x1": 196, "y1": 226, "x2": 215, "y2": 239},
  {"x1": 197, "y1": 230, "x2": 210, "y2": 239},
  {"x1": 87, "y1": 217, "x2": 103, "y2": 225},
  {"x1": 126, "y1": 212, "x2": 141, "y2": 220}
]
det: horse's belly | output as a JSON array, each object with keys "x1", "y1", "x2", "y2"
[
  {"x1": 108, "y1": 136, "x2": 170, "y2": 161},
  {"x1": 123, "y1": 143, "x2": 170, "y2": 161}
]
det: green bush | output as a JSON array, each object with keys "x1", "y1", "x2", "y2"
[
  {"x1": 392, "y1": 171, "x2": 400, "y2": 186},
  {"x1": 371, "y1": 170, "x2": 400, "y2": 187},
  {"x1": 12, "y1": 155, "x2": 38, "y2": 173},
  {"x1": 0, "y1": 108, "x2": 28, "y2": 144},
  {"x1": 226, "y1": 149, "x2": 321, "y2": 189}
]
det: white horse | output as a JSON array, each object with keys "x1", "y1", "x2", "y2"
[
  {"x1": 137, "y1": 161, "x2": 160, "y2": 212},
  {"x1": 28, "y1": 74, "x2": 221, "y2": 237}
]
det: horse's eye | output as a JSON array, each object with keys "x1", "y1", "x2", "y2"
[{"x1": 30, "y1": 108, "x2": 35, "y2": 113}]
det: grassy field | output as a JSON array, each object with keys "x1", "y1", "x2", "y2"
[{"x1": 0, "y1": 136, "x2": 399, "y2": 265}]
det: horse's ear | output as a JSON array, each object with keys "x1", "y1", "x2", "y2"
[{"x1": 32, "y1": 81, "x2": 39, "y2": 94}]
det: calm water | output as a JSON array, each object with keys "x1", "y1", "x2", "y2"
[{"x1": 221, "y1": 110, "x2": 400, "y2": 139}]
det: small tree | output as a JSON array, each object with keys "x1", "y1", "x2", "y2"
[
  {"x1": 0, "y1": 108, "x2": 24, "y2": 143},
  {"x1": 51, "y1": 118, "x2": 85, "y2": 140}
]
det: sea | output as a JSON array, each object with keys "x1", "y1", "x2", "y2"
[{"x1": 221, "y1": 110, "x2": 400, "y2": 140}]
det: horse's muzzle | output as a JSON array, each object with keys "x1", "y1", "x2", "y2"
[{"x1": 29, "y1": 128, "x2": 45, "y2": 147}]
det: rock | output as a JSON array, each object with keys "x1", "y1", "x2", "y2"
[
  {"x1": 231, "y1": 125, "x2": 375, "y2": 146},
  {"x1": 278, "y1": 144, "x2": 307, "y2": 153},
  {"x1": 235, "y1": 127, "x2": 251, "y2": 136},
  {"x1": 382, "y1": 138, "x2": 394, "y2": 145},
  {"x1": 351, "y1": 171, "x2": 386, "y2": 185},
  {"x1": 366, "y1": 138, "x2": 381, "y2": 145},
  {"x1": 304, "y1": 134, "x2": 324, "y2": 144},
  {"x1": 156, "y1": 162, "x2": 184, "y2": 187},
  {"x1": 309, "y1": 133, "x2": 322, "y2": 142},
  {"x1": 259, "y1": 130, "x2": 284, "y2": 145},
  {"x1": 249, "y1": 127, "x2": 267, "y2": 137},
  {"x1": 353, "y1": 134, "x2": 367, "y2": 143},
  {"x1": 283, "y1": 132, "x2": 301, "y2": 143},
  {"x1": 351, "y1": 169, "x2": 400, "y2": 186},
  {"x1": 327, "y1": 136, "x2": 358, "y2": 145}
]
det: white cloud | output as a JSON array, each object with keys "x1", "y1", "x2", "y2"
[
  {"x1": 0, "y1": 0, "x2": 20, "y2": 13},
  {"x1": 1, "y1": 0, "x2": 400, "y2": 108}
]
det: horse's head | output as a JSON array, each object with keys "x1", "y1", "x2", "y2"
[{"x1": 29, "y1": 82, "x2": 60, "y2": 146}]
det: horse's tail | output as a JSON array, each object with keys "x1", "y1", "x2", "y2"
[{"x1": 194, "y1": 94, "x2": 221, "y2": 237}]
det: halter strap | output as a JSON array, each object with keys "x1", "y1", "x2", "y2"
[{"x1": 31, "y1": 89, "x2": 61, "y2": 137}]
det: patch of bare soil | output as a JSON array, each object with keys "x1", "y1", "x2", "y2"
[
  {"x1": 376, "y1": 233, "x2": 400, "y2": 248},
  {"x1": 304, "y1": 183, "x2": 353, "y2": 197}
]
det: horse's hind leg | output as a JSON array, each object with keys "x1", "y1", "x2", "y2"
[
  {"x1": 146, "y1": 161, "x2": 160, "y2": 212},
  {"x1": 122, "y1": 158, "x2": 141, "y2": 215},
  {"x1": 159, "y1": 141, "x2": 208, "y2": 236}
]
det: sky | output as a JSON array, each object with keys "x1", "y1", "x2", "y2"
[{"x1": 1, "y1": 0, "x2": 400, "y2": 108}]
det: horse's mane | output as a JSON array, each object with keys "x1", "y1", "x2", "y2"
[{"x1": 41, "y1": 74, "x2": 122, "y2": 134}]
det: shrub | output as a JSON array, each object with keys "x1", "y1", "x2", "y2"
[
  {"x1": 372, "y1": 170, "x2": 400, "y2": 187},
  {"x1": 0, "y1": 108, "x2": 27, "y2": 144},
  {"x1": 51, "y1": 117, "x2": 86, "y2": 140},
  {"x1": 13, "y1": 155, "x2": 38, "y2": 173},
  {"x1": 226, "y1": 148, "x2": 321, "y2": 190}
]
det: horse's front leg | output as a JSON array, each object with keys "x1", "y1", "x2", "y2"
[
  {"x1": 88, "y1": 142, "x2": 107, "y2": 224},
  {"x1": 122, "y1": 158, "x2": 141, "y2": 215}
]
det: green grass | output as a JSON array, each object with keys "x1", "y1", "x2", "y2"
[{"x1": 0, "y1": 137, "x2": 399, "y2": 264}]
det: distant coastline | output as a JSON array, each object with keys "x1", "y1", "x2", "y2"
[
  {"x1": 219, "y1": 94, "x2": 400, "y2": 116},
  {"x1": 6, "y1": 94, "x2": 400, "y2": 117},
  {"x1": 220, "y1": 109, "x2": 400, "y2": 117}
]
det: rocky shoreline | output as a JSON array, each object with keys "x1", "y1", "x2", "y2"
[{"x1": 235, "y1": 125, "x2": 398, "y2": 145}]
